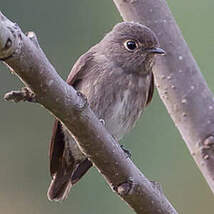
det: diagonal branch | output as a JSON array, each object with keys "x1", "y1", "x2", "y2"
[
  {"x1": 113, "y1": 0, "x2": 214, "y2": 193},
  {"x1": 0, "y1": 11, "x2": 177, "y2": 214}
]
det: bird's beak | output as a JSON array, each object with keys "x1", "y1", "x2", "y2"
[{"x1": 145, "y1": 47, "x2": 166, "y2": 55}]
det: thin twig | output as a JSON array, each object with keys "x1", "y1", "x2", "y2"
[{"x1": 4, "y1": 87, "x2": 37, "y2": 103}]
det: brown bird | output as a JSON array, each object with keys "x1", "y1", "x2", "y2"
[{"x1": 47, "y1": 22, "x2": 165, "y2": 201}]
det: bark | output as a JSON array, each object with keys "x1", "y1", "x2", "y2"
[
  {"x1": 0, "y1": 11, "x2": 177, "y2": 214},
  {"x1": 113, "y1": 0, "x2": 214, "y2": 193}
]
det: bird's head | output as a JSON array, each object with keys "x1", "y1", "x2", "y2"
[{"x1": 98, "y1": 22, "x2": 165, "y2": 73}]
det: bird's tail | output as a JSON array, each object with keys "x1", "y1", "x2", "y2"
[
  {"x1": 47, "y1": 166, "x2": 73, "y2": 201},
  {"x1": 47, "y1": 159, "x2": 92, "y2": 201}
]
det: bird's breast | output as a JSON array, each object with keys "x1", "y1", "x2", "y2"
[{"x1": 79, "y1": 70, "x2": 150, "y2": 141}]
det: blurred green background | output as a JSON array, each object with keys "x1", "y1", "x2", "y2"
[{"x1": 0, "y1": 1, "x2": 214, "y2": 213}]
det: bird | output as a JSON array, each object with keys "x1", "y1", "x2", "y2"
[{"x1": 47, "y1": 21, "x2": 165, "y2": 201}]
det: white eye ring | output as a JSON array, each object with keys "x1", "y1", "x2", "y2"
[{"x1": 124, "y1": 40, "x2": 138, "y2": 51}]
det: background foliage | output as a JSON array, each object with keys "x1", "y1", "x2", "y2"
[{"x1": 0, "y1": 1, "x2": 214, "y2": 213}]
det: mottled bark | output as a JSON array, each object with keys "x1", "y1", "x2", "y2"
[
  {"x1": 113, "y1": 0, "x2": 214, "y2": 193},
  {"x1": 0, "y1": 11, "x2": 177, "y2": 214}
]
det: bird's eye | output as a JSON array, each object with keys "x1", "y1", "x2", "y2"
[{"x1": 124, "y1": 40, "x2": 138, "y2": 51}]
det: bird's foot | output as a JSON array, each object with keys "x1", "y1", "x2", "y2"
[
  {"x1": 4, "y1": 87, "x2": 37, "y2": 103},
  {"x1": 120, "y1": 145, "x2": 131, "y2": 158}
]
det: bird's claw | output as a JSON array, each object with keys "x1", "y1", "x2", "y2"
[{"x1": 120, "y1": 145, "x2": 131, "y2": 158}]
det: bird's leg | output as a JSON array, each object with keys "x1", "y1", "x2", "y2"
[
  {"x1": 4, "y1": 87, "x2": 37, "y2": 103},
  {"x1": 120, "y1": 145, "x2": 132, "y2": 159},
  {"x1": 98, "y1": 119, "x2": 131, "y2": 158}
]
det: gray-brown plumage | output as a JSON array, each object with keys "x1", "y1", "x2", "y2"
[{"x1": 47, "y1": 22, "x2": 165, "y2": 201}]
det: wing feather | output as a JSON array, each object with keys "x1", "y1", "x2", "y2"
[
  {"x1": 49, "y1": 51, "x2": 94, "y2": 177},
  {"x1": 146, "y1": 72, "x2": 154, "y2": 106}
]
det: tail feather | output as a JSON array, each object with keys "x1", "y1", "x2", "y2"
[
  {"x1": 47, "y1": 166, "x2": 73, "y2": 201},
  {"x1": 47, "y1": 176, "x2": 72, "y2": 201},
  {"x1": 71, "y1": 159, "x2": 93, "y2": 184},
  {"x1": 47, "y1": 159, "x2": 92, "y2": 201}
]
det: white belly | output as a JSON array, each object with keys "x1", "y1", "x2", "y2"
[{"x1": 104, "y1": 89, "x2": 144, "y2": 140}]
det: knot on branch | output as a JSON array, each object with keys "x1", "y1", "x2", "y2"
[
  {"x1": 114, "y1": 180, "x2": 133, "y2": 196},
  {"x1": 200, "y1": 135, "x2": 214, "y2": 161},
  {"x1": 203, "y1": 136, "x2": 214, "y2": 147},
  {"x1": 4, "y1": 87, "x2": 37, "y2": 103},
  {"x1": 26, "y1": 31, "x2": 40, "y2": 48},
  {"x1": 99, "y1": 119, "x2": 105, "y2": 126},
  {"x1": 76, "y1": 91, "x2": 88, "y2": 110},
  {"x1": 0, "y1": 12, "x2": 23, "y2": 60}
]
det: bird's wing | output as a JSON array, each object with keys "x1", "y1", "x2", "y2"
[
  {"x1": 145, "y1": 72, "x2": 154, "y2": 106},
  {"x1": 66, "y1": 51, "x2": 94, "y2": 85},
  {"x1": 49, "y1": 51, "x2": 94, "y2": 183},
  {"x1": 49, "y1": 120, "x2": 65, "y2": 176},
  {"x1": 48, "y1": 51, "x2": 94, "y2": 201}
]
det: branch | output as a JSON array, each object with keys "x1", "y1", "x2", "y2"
[
  {"x1": 0, "y1": 12, "x2": 177, "y2": 214},
  {"x1": 113, "y1": 0, "x2": 214, "y2": 193}
]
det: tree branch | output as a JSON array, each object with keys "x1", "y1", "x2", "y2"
[
  {"x1": 0, "y1": 11, "x2": 177, "y2": 214},
  {"x1": 113, "y1": 0, "x2": 214, "y2": 193}
]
